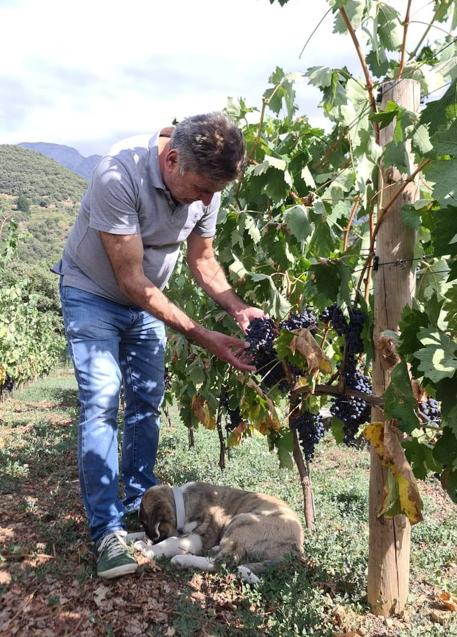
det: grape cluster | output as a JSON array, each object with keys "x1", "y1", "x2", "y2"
[
  {"x1": 419, "y1": 398, "x2": 441, "y2": 427},
  {"x1": 246, "y1": 317, "x2": 287, "y2": 390},
  {"x1": 346, "y1": 308, "x2": 366, "y2": 354},
  {"x1": 320, "y1": 304, "x2": 348, "y2": 336},
  {"x1": 330, "y1": 356, "x2": 371, "y2": 446},
  {"x1": 0, "y1": 374, "x2": 14, "y2": 394},
  {"x1": 280, "y1": 309, "x2": 318, "y2": 334},
  {"x1": 291, "y1": 411, "x2": 325, "y2": 461},
  {"x1": 220, "y1": 392, "x2": 244, "y2": 432},
  {"x1": 226, "y1": 407, "x2": 243, "y2": 432},
  {"x1": 320, "y1": 305, "x2": 367, "y2": 354}
]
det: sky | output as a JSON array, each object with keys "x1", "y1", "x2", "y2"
[{"x1": 0, "y1": 0, "x2": 446, "y2": 156}]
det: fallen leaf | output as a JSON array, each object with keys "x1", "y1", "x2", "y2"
[
  {"x1": 93, "y1": 584, "x2": 110, "y2": 608},
  {"x1": 0, "y1": 570, "x2": 11, "y2": 585},
  {"x1": 436, "y1": 591, "x2": 457, "y2": 612}
]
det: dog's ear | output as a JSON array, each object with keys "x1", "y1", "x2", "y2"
[
  {"x1": 139, "y1": 489, "x2": 157, "y2": 536},
  {"x1": 139, "y1": 486, "x2": 177, "y2": 542}
]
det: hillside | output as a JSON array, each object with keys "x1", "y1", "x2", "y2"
[
  {"x1": 0, "y1": 145, "x2": 87, "y2": 205},
  {"x1": 0, "y1": 145, "x2": 86, "y2": 270},
  {"x1": 18, "y1": 142, "x2": 101, "y2": 180}
]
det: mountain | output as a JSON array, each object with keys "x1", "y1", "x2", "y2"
[
  {"x1": 0, "y1": 144, "x2": 88, "y2": 268},
  {"x1": 0, "y1": 144, "x2": 87, "y2": 204},
  {"x1": 18, "y1": 142, "x2": 101, "y2": 180}
]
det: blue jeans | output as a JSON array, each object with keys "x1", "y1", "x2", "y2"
[{"x1": 60, "y1": 285, "x2": 166, "y2": 544}]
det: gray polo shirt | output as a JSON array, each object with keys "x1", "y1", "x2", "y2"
[{"x1": 53, "y1": 130, "x2": 220, "y2": 305}]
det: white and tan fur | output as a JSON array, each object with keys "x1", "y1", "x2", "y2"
[{"x1": 134, "y1": 481, "x2": 304, "y2": 583}]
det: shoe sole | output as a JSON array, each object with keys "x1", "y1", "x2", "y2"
[{"x1": 98, "y1": 563, "x2": 138, "y2": 579}]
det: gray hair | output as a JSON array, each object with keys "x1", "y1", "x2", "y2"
[{"x1": 169, "y1": 112, "x2": 245, "y2": 184}]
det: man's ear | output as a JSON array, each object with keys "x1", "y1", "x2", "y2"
[{"x1": 164, "y1": 148, "x2": 179, "y2": 170}]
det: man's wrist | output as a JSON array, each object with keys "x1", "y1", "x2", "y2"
[
  {"x1": 220, "y1": 294, "x2": 248, "y2": 319},
  {"x1": 186, "y1": 323, "x2": 210, "y2": 345}
]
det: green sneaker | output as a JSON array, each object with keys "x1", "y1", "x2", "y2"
[{"x1": 97, "y1": 531, "x2": 138, "y2": 579}]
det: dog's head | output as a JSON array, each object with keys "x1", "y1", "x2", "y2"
[{"x1": 139, "y1": 485, "x2": 177, "y2": 543}]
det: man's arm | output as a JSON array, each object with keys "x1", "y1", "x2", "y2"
[
  {"x1": 99, "y1": 231, "x2": 255, "y2": 372},
  {"x1": 186, "y1": 231, "x2": 264, "y2": 332}
]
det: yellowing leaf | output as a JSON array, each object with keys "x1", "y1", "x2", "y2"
[
  {"x1": 292, "y1": 376, "x2": 310, "y2": 391},
  {"x1": 363, "y1": 422, "x2": 384, "y2": 454},
  {"x1": 395, "y1": 472, "x2": 423, "y2": 525},
  {"x1": 245, "y1": 377, "x2": 281, "y2": 431},
  {"x1": 227, "y1": 421, "x2": 249, "y2": 447},
  {"x1": 289, "y1": 328, "x2": 331, "y2": 375},
  {"x1": 191, "y1": 395, "x2": 216, "y2": 430},
  {"x1": 364, "y1": 421, "x2": 423, "y2": 524}
]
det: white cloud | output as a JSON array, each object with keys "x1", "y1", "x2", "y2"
[{"x1": 0, "y1": 0, "x2": 447, "y2": 155}]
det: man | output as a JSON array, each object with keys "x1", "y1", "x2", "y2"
[{"x1": 53, "y1": 112, "x2": 264, "y2": 579}]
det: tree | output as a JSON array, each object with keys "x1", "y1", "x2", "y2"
[{"x1": 16, "y1": 194, "x2": 30, "y2": 212}]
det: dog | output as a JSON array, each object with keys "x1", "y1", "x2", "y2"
[{"x1": 132, "y1": 481, "x2": 304, "y2": 583}]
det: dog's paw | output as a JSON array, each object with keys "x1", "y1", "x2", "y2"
[
  {"x1": 133, "y1": 539, "x2": 156, "y2": 559},
  {"x1": 170, "y1": 554, "x2": 193, "y2": 569},
  {"x1": 237, "y1": 566, "x2": 261, "y2": 585},
  {"x1": 171, "y1": 554, "x2": 215, "y2": 571}
]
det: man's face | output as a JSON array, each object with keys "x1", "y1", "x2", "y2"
[{"x1": 163, "y1": 149, "x2": 228, "y2": 206}]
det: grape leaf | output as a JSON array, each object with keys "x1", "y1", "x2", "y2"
[
  {"x1": 376, "y1": 2, "x2": 402, "y2": 51},
  {"x1": 435, "y1": 375, "x2": 457, "y2": 436},
  {"x1": 289, "y1": 328, "x2": 332, "y2": 375},
  {"x1": 412, "y1": 125, "x2": 433, "y2": 156},
  {"x1": 403, "y1": 438, "x2": 441, "y2": 480},
  {"x1": 277, "y1": 429, "x2": 294, "y2": 469},
  {"x1": 431, "y1": 206, "x2": 457, "y2": 256},
  {"x1": 284, "y1": 205, "x2": 312, "y2": 241},
  {"x1": 191, "y1": 395, "x2": 216, "y2": 430},
  {"x1": 383, "y1": 362, "x2": 420, "y2": 433},
  {"x1": 309, "y1": 260, "x2": 352, "y2": 305},
  {"x1": 420, "y1": 79, "x2": 457, "y2": 135},
  {"x1": 433, "y1": 426, "x2": 457, "y2": 469},
  {"x1": 333, "y1": 0, "x2": 365, "y2": 34},
  {"x1": 424, "y1": 158, "x2": 457, "y2": 206},
  {"x1": 369, "y1": 101, "x2": 399, "y2": 128},
  {"x1": 306, "y1": 66, "x2": 333, "y2": 88},
  {"x1": 415, "y1": 329, "x2": 457, "y2": 383}
]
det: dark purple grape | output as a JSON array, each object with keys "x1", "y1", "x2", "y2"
[
  {"x1": 419, "y1": 398, "x2": 441, "y2": 427},
  {"x1": 1, "y1": 374, "x2": 14, "y2": 393},
  {"x1": 280, "y1": 309, "x2": 318, "y2": 334},
  {"x1": 345, "y1": 308, "x2": 366, "y2": 354},
  {"x1": 291, "y1": 410, "x2": 325, "y2": 461},
  {"x1": 246, "y1": 317, "x2": 288, "y2": 391},
  {"x1": 330, "y1": 306, "x2": 349, "y2": 336},
  {"x1": 330, "y1": 354, "x2": 371, "y2": 446}
]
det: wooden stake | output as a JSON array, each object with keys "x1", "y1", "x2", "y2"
[{"x1": 368, "y1": 79, "x2": 420, "y2": 616}]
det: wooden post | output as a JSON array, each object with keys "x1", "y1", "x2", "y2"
[{"x1": 368, "y1": 79, "x2": 420, "y2": 616}]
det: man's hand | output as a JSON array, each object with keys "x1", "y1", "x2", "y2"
[
  {"x1": 197, "y1": 330, "x2": 255, "y2": 372},
  {"x1": 232, "y1": 306, "x2": 266, "y2": 333}
]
